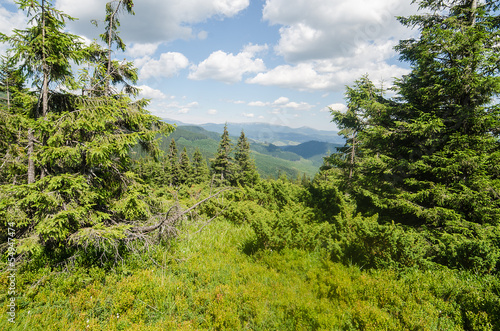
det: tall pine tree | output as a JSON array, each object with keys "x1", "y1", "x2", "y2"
[
  {"x1": 211, "y1": 123, "x2": 233, "y2": 186},
  {"x1": 192, "y1": 148, "x2": 209, "y2": 184},
  {"x1": 179, "y1": 147, "x2": 193, "y2": 185},
  {"x1": 233, "y1": 130, "x2": 259, "y2": 186},
  {"x1": 166, "y1": 138, "x2": 180, "y2": 186},
  {"x1": 0, "y1": 0, "x2": 172, "y2": 258}
]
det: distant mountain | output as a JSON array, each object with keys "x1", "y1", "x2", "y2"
[
  {"x1": 282, "y1": 141, "x2": 342, "y2": 159},
  {"x1": 151, "y1": 125, "x2": 339, "y2": 179},
  {"x1": 162, "y1": 119, "x2": 344, "y2": 145}
]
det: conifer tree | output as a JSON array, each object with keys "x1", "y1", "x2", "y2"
[
  {"x1": 0, "y1": 57, "x2": 28, "y2": 185},
  {"x1": 167, "y1": 138, "x2": 180, "y2": 186},
  {"x1": 326, "y1": 76, "x2": 387, "y2": 181},
  {"x1": 211, "y1": 123, "x2": 233, "y2": 185},
  {"x1": 192, "y1": 148, "x2": 209, "y2": 184},
  {"x1": 95, "y1": 0, "x2": 135, "y2": 96},
  {"x1": 179, "y1": 147, "x2": 193, "y2": 185},
  {"x1": 0, "y1": 1, "x2": 172, "y2": 258},
  {"x1": 233, "y1": 130, "x2": 259, "y2": 186},
  {"x1": 329, "y1": 0, "x2": 500, "y2": 228}
]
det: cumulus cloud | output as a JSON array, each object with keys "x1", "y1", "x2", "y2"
[
  {"x1": 55, "y1": 0, "x2": 250, "y2": 44},
  {"x1": 155, "y1": 100, "x2": 199, "y2": 115},
  {"x1": 127, "y1": 43, "x2": 160, "y2": 58},
  {"x1": 139, "y1": 52, "x2": 189, "y2": 80},
  {"x1": 0, "y1": 6, "x2": 27, "y2": 54},
  {"x1": 247, "y1": 42, "x2": 411, "y2": 92},
  {"x1": 0, "y1": 6, "x2": 26, "y2": 35},
  {"x1": 323, "y1": 103, "x2": 347, "y2": 113},
  {"x1": 263, "y1": 0, "x2": 415, "y2": 63},
  {"x1": 208, "y1": 109, "x2": 218, "y2": 115},
  {"x1": 248, "y1": 101, "x2": 267, "y2": 107},
  {"x1": 188, "y1": 44, "x2": 267, "y2": 83},
  {"x1": 247, "y1": 97, "x2": 314, "y2": 112},
  {"x1": 137, "y1": 85, "x2": 167, "y2": 100},
  {"x1": 243, "y1": 0, "x2": 418, "y2": 92},
  {"x1": 247, "y1": 63, "x2": 335, "y2": 91},
  {"x1": 242, "y1": 112, "x2": 255, "y2": 118}
]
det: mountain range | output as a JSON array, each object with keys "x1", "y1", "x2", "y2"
[
  {"x1": 163, "y1": 119, "x2": 344, "y2": 145},
  {"x1": 157, "y1": 120, "x2": 344, "y2": 179}
]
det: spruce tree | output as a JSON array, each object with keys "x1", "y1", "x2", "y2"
[
  {"x1": 330, "y1": 1, "x2": 500, "y2": 228},
  {"x1": 0, "y1": 0, "x2": 172, "y2": 258},
  {"x1": 179, "y1": 147, "x2": 193, "y2": 185},
  {"x1": 167, "y1": 138, "x2": 180, "y2": 186},
  {"x1": 192, "y1": 148, "x2": 209, "y2": 184},
  {"x1": 211, "y1": 123, "x2": 233, "y2": 185},
  {"x1": 326, "y1": 76, "x2": 388, "y2": 181},
  {"x1": 233, "y1": 130, "x2": 259, "y2": 186},
  {"x1": 95, "y1": 0, "x2": 135, "y2": 96}
]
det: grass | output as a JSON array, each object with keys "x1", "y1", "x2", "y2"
[{"x1": 1, "y1": 218, "x2": 499, "y2": 330}]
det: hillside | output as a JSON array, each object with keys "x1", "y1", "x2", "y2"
[
  {"x1": 156, "y1": 125, "x2": 340, "y2": 179},
  {"x1": 163, "y1": 120, "x2": 344, "y2": 145},
  {"x1": 282, "y1": 140, "x2": 341, "y2": 159}
]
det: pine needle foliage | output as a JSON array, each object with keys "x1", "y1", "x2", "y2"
[
  {"x1": 326, "y1": 0, "x2": 500, "y2": 273},
  {"x1": 0, "y1": 0, "x2": 173, "y2": 260}
]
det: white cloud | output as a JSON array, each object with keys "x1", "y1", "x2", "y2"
[
  {"x1": 56, "y1": 0, "x2": 250, "y2": 44},
  {"x1": 263, "y1": 0, "x2": 415, "y2": 62},
  {"x1": 248, "y1": 101, "x2": 267, "y2": 107},
  {"x1": 127, "y1": 43, "x2": 160, "y2": 58},
  {"x1": 247, "y1": 63, "x2": 335, "y2": 91},
  {"x1": 0, "y1": 6, "x2": 27, "y2": 54},
  {"x1": 245, "y1": 0, "x2": 418, "y2": 93},
  {"x1": 247, "y1": 97, "x2": 314, "y2": 112},
  {"x1": 247, "y1": 45, "x2": 411, "y2": 92},
  {"x1": 138, "y1": 85, "x2": 167, "y2": 99},
  {"x1": 188, "y1": 44, "x2": 267, "y2": 83},
  {"x1": 151, "y1": 100, "x2": 199, "y2": 116},
  {"x1": 0, "y1": 6, "x2": 26, "y2": 36},
  {"x1": 242, "y1": 112, "x2": 255, "y2": 118},
  {"x1": 323, "y1": 103, "x2": 347, "y2": 113},
  {"x1": 273, "y1": 97, "x2": 289, "y2": 105},
  {"x1": 208, "y1": 109, "x2": 218, "y2": 115},
  {"x1": 281, "y1": 101, "x2": 313, "y2": 111},
  {"x1": 139, "y1": 52, "x2": 189, "y2": 80},
  {"x1": 197, "y1": 30, "x2": 208, "y2": 40}
]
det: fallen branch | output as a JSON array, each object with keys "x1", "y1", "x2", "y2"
[{"x1": 129, "y1": 187, "x2": 233, "y2": 234}]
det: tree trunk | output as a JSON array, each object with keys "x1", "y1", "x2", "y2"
[
  {"x1": 28, "y1": 128, "x2": 35, "y2": 184},
  {"x1": 349, "y1": 133, "x2": 356, "y2": 180},
  {"x1": 41, "y1": 0, "x2": 48, "y2": 117},
  {"x1": 469, "y1": 0, "x2": 477, "y2": 26},
  {"x1": 106, "y1": 1, "x2": 124, "y2": 96}
]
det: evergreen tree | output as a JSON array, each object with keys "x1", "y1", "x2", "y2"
[
  {"x1": 192, "y1": 148, "x2": 209, "y2": 184},
  {"x1": 167, "y1": 138, "x2": 179, "y2": 186},
  {"x1": 211, "y1": 123, "x2": 233, "y2": 185},
  {"x1": 325, "y1": 76, "x2": 388, "y2": 181},
  {"x1": 0, "y1": 56, "x2": 28, "y2": 185},
  {"x1": 179, "y1": 147, "x2": 192, "y2": 185},
  {"x1": 330, "y1": 0, "x2": 500, "y2": 229},
  {"x1": 0, "y1": 1, "x2": 172, "y2": 258},
  {"x1": 95, "y1": 0, "x2": 135, "y2": 96},
  {"x1": 233, "y1": 130, "x2": 259, "y2": 186}
]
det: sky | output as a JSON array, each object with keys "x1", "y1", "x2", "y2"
[{"x1": 0, "y1": 0, "x2": 421, "y2": 131}]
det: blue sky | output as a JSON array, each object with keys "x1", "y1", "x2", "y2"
[{"x1": 0, "y1": 0, "x2": 420, "y2": 130}]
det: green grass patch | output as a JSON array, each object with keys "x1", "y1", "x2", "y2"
[{"x1": 2, "y1": 218, "x2": 499, "y2": 330}]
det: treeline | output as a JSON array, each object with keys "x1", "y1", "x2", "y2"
[{"x1": 135, "y1": 126, "x2": 260, "y2": 187}]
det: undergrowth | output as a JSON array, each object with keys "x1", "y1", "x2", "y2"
[{"x1": 1, "y1": 218, "x2": 499, "y2": 330}]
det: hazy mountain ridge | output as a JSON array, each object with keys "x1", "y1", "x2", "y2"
[
  {"x1": 158, "y1": 124, "x2": 343, "y2": 178},
  {"x1": 163, "y1": 119, "x2": 344, "y2": 145}
]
